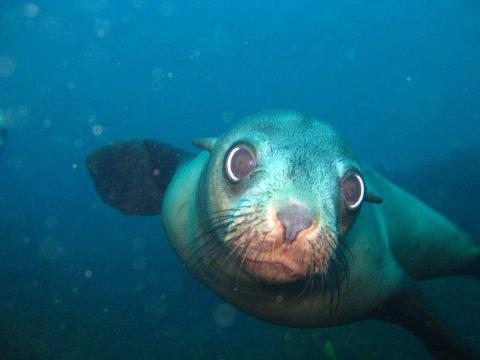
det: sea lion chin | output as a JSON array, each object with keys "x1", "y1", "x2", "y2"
[{"x1": 86, "y1": 110, "x2": 480, "y2": 359}]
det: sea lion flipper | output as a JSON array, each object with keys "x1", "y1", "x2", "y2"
[
  {"x1": 372, "y1": 289, "x2": 477, "y2": 359},
  {"x1": 86, "y1": 139, "x2": 193, "y2": 216}
]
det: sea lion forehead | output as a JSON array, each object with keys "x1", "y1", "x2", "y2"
[
  {"x1": 221, "y1": 111, "x2": 357, "y2": 164},
  {"x1": 221, "y1": 111, "x2": 343, "y2": 147},
  {"x1": 231, "y1": 111, "x2": 327, "y2": 135}
]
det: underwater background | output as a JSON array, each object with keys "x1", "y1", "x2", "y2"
[{"x1": 0, "y1": 1, "x2": 479, "y2": 359}]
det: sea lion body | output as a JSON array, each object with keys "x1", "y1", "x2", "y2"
[
  {"x1": 87, "y1": 111, "x2": 479, "y2": 357},
  {"x1": 162, "y1": 147, "x2": 476, "y2": 327}
]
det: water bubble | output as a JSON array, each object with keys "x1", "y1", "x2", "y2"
[
  {"x1": 84, "y1": 269, "x2": 93, "y2": 278},
  {"x1": 92, "y1": 125, "x2": 103, "y2": 136},
  {"x1": 24, "y1": 3, "x2": 40, "y2": 18},
  {"x1": 0, "y1": 56, "x2": 17, "y2": 77},
  {"x1": 213, "y1": 303, "x2": 237, "y2": 328}
]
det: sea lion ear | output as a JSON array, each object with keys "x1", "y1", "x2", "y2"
[
  {"x1": 365, "y1": 193, "x2": 383, "y2": 204},
  {"x1": 192, "y1": 137, "x2": 217, "y2": 151},
  {"x1": 86, "y1": 140, "x2": 193, "y2": 216}
]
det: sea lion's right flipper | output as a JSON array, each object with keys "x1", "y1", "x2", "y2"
[
  {"x1": 372, "y1": 288, "x2": 478, "y2": 359},
  {"x1": 86, "y1": 140, "x2": 193, "y2": 216}
]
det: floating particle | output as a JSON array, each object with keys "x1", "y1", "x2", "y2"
[
  {"x1": 43, "y1": 119, "x2": 52, "y2": 129},
  {"x1": 322, "y1": 340, "x2": 337, "y2": 360},
  {"x1": 132, "y1": 256, "x2": 147, "y2": 271},
  {"x1": 132, "y1": 0, "x2": 143, "y2": 8},
  {"x1": 222, "y1": 111, "x2": 235, "y2": 123},
  {"x1": 132, "y1": 237, "x2": 146, "y2": 252},
  {"x1": 152, "y1": 67, "x2": 164, "y2": 78},
  {"x1": 4, "y1": 105, "x2": 31, "y2": 128},
  {"x1": 0, "y1": 55, "x2": 17, "y2": 77},
  {"x1": 72, "y1": 163, "x2": 78, "y2": 169},
  {"x1": 72, "y1": 287, "x2": 78, "y2": 293},
  {"x1": 152, "y1": 168, "x2": 160, "y2": 176},
  {"x1": 159, "y1": 1, "x2": 175, "y2": 17},
  {"x1": 43, "y1": 216, "x2": 58, "y2": 230},
  {"x1": 406, "y1": 76, "x2": 412, "y2": 82},
  {"x1": 84, "y1": 269, "x2": 93, "y2": 278},
  {"x1": 151, "y1": 78, "x2": 163, "y2": 91},
  {"x1": 73, "y1": 138, "x2": 84, "y2": 148},
  {"x1": 92, "y1": 124, "x2": 103, "y2": 136},
  {"x1": 24, "y1": 3, "x2": 40, "y2": 18},
  {"x1": 95, "y1": 18, "x2": 111, "y2": 38},
  {"x1": 67, "y1": 80, "x2": 77, "y2": 89},
  {"x1": 213, "y1": 303, "x2": 237, "y2": 328},
  {"x1": 343, "y1": 47, "x2": 357, "y2": 60},
  {"x1": 23, "y1": 237, "x2": 31, "y2": 244}
]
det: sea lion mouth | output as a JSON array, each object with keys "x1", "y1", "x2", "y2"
[
  {"x1": 194, "y1": 204, "x2": 348, "y2": 293},
  {"x1": 244, "y1": 257, "x2": 303, "y2": 283}
]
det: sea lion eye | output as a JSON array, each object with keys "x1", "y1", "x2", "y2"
[
  {"x1": 341, "y1": 172, "x2": 365, "y2": 210},
  {"x1": 225, "y1": 144, "x2": 257, "y2": 183}
]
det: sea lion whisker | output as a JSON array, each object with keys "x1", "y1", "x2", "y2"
[
  {"x1": 233, "y1": 232, "x2": 258, "y2": 290},
  {"x1": 252, "y1": 230, "x2": 269, "y2": 276}
]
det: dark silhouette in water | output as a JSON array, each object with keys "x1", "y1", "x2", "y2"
[{"x1": 388, "y1": 148, "x2": 480, "y2": 237}]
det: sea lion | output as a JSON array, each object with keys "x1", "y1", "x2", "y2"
[{"x1": 86, "y1": 111, "x2": 479, "y2": 359}]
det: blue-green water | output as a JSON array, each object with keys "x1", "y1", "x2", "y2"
[{"x1": 0, "y1": 1, "x2": 479, "y2": 359}]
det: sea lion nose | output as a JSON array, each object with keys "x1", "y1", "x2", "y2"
[{"x1": 277, "y1": 202, "x2": 314, "y2": 244}]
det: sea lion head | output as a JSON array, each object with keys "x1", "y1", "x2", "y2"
[{"x1": 195, "y1": 111, "x2": 372, "y2": 291}]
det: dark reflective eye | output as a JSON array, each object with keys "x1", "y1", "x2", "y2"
[
  {"x1": 225, "y1": 145, "x2": 257, "y2": 182},
  {"x1": 341, "y1": 172, "x2": 365, "y2": 210}
]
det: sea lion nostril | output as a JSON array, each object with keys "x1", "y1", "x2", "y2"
[{"x1": 277, "y1": 203, "x2": 314, "y2": 244}]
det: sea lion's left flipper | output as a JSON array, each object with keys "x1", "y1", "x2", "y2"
[
  {"x1": 372, "y1": 289, "x2": 478, "y2": 359},
  {"x1": 86, "y1": 140, "x2": 193, "y2": 215}
]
